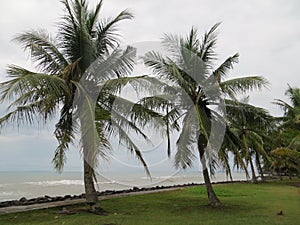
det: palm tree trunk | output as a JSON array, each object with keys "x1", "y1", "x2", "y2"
[
  {"x1": 80, "y1": 118, "x2": 103, "y2": 214},
  {"x1": 249, "y1": 158, "x2": 257, "y2": 183},
  {"x1": 83, "y1": 160, "x2": 101, "y2": 212},
  {"x1": 228, "y1": 171, "x2": 233, "y2": 182},
  {"x1": 198, "y1": 136, "x2": 222, "y2": 207},
  {"x1": 255, "y1": 153, "x2": 264, "y2": 181},
  {"x1": 279, "y1": 167, "x2": 283, "y2": 180},
  {"x1": 225, "y1": 162, "x2": 233, "y2": 181}
]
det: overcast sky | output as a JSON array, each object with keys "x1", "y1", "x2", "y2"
[{"x1": 0, "y1": 0, "x2": 299, "y2": 172}]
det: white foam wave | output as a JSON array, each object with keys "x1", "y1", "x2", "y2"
[
  {"x1": 97, "y1": 181, "x2": 116, "y2": 185},
  {"x1": 141, "y1": 175, "x2": 182, "y2": 180},
  {"x1": 23, "y1": 180, "x2": 84, "y2": 186},
  {"x1": 0, "y1": 191, "x2": 15, "y2": 196}
]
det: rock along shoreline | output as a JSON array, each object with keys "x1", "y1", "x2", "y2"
[{"x1": 0, "y1": 180, "x2": 248, "y2": 208}]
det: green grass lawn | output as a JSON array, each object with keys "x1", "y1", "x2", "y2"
[{"x1": 0, "y1": 180, "x2": 299, "y2": 225}]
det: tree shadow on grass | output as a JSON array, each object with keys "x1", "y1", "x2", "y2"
[
  {"x1": 157, "y1": 195, "x2": 262, "y2": 216},
  {"x1": 52, "y1": 205, "x2": 108, "y2": 216}
]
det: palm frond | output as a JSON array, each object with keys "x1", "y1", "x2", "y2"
[
  {"x1": 223, "y1": 127, "x2": 250, "y2": 178},
  {"x1": 221, "y1": 76, "x2": 269, "y2": 98},
  {"x1": 109, "y1": 120, "x2": 151, "y2": 177},
  {"x1": 225, "y1": 99, "x2": 272, "y2": 128},
  {"x1": 59, "y1": 0, "x2": 96, "y2": 67},
  {"x1": 87, "y1": 0, "x2": 103, "y2": 34},
  {"x1": 144, "y1": 51, "x2": 194, "y2": 95},
  {"x1": 0, "y1": 102, "x2": 45, "y2": 127},
  {"x1": 184, "y1": 27, "x2": 200, "y2": 52},
  {"x1": 95, "y1": 9, "x2": 133, "y2": 54},
  {"x1": 14, "y1": 30, "x2": 69, "y2": 74},
  {"x1": 53, "y1": 111, "x2": 76, "y2": 172},
  {"x1": 110, "y1": 108, "x2": 149, "y2": 141},
  {"x1": 213, "y1": 53, "x2": 239, "y2": 83},
  {"x1": 86, "y1": 45, "x2": 136, "y2": 83},
  {"x1": 285, "y1": 85, "x2": 300, "y2": 107},
  {"x1": 59, "y1": 0, "x2": 79, "y2": 61},
  {"x1": 72, "y1": 81, "x2": 101, "y2": 170},
  {"x1": 273, "y1": 99, "x2": 294, "y2": 112},
  {"x1": 161, "y1": 33, "x2": 182, "y2": 59},
  {"x1": 288, "y1": 134, "x2": 300, "y2": 150},
  {"x1": 174, "y1": 109, "x2": 198, "y2": 169},
  {"x1": 0, "y1": 66, "x2": 69, "y2": 125},
  {"x1": 99, "y1": 75, "x2": 166, "y2": 97},
  {"x1": 2, "y1": 65, "x2": 68, "y2": 101},
  {"x1": 138, "y1": 95, "x2": 175, "y2": 111},
  {"x1": 199, "y1": 22, "x2": 220, "y2": 64}
]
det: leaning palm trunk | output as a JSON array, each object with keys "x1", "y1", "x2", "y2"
[{"x1": 198, "y1": 136, "x2": 222, "y2": 207}]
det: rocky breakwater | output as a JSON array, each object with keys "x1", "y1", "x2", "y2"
[{"x1": 0, "y1": 180, "x2": 247, "y2": 208}]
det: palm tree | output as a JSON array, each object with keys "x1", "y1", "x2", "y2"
[
  {"x1": 274, "y1": 86, "x2": 300, "y2": 148},
  {"x1": 272, "y1": 86, "x2": 300, "y2": 177},
  {"x1": 270, "y1": 147, "x2": 300, "y2": 179},
  {"x1": 225, "y1": 97, "x2": 273, "y2": 183},
  {"x1": 0, "y1": 0, "x2": 155, "y2": 213},
  {"x1": 143, "y1": 24, "x2": 268, "y2": 206}
]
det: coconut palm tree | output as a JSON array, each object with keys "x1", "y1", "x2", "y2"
[
  {"x1": 274, "y1": 86, "x2": 300, "y2": 148},
  {"x1": 271, "y1": 86, "x2": 300, "y2": 177},
  {"x1": 143, "y1": 24, "x2": 268, "y2": 206},
  {"x1": 0, "y1": 0, "x2": 156, "y2": 213},
  {"x1": 225, "y1": 97, "x2": 273, "y2": 183},
  {"x1": 270, "y1": 147, "x2": 300, "y2": 179}
]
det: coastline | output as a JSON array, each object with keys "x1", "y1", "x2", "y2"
[
  {"x1": 0, "y1": 171, "x2": 248, "y2": 202},
  {"x1": 0, "y1": 180, "x2": 248, "y2": 214}
]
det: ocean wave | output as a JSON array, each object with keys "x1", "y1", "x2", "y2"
[
  {"x1": 0, "y1": 191, "x2": 15, "y2": 196},
  {"x1": 23, "y1": 180, "x2": 84, "y2": 186},
  {"x1": 141, "y1": 175, "x2": 184, "y2": 180},
  {"x1": 97, "y1": 181, "x2": 117, "y2": 185}
]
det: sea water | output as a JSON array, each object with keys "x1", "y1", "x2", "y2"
[{"x1": 0, "y1": 170, "x2": 247, "y2": 202}]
